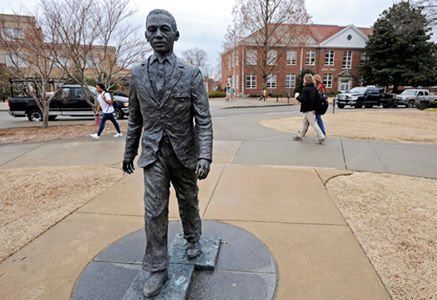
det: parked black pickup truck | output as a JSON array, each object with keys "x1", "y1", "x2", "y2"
[
  {"x1": 336, "y1": 86, "x2": 394, "y2": 109},
  {"x1": 8, "y1": 84, "x2": 129, "y2": 121}
]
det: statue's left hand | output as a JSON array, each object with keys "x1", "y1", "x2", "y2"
[{"x1": 196, "y1": 159, "x2": 210, "y2": 180}]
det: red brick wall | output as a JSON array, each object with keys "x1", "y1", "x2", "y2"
[{"x1": 222, "y1": 46, "x2": 366, "y2": 95}]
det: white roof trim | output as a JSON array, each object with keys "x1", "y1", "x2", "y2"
[{"x1": 320, "y1": 24, "x2": 369, "y2": 47}]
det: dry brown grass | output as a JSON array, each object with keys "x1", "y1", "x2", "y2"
[
  {"x1": 261, "y1": 110, "x2": 437, "y2": 143},
  {"x1": 326, "y1": 172, "x2": 437, "y2": 300},
  {"x1": 0, "y1": 165, "x2": 124, "y2": 262},
  {"x1": 0, "y1": 123, "x2": 128, "y2": 145}
]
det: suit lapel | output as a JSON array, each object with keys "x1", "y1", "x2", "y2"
[
  {"x1": 136, "y1": 57, "x2": 159, "y2": 106},
  {"x1": 160, "y1": 60, "x2": 184, "y2": 108}
]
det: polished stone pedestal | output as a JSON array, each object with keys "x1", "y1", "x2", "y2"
[{"x1": 72, "y1": 221, "x2": 277, "y2": 300}]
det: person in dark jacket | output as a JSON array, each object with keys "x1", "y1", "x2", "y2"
[{"x1": 294, "y1": 74, "x2": 325, "y2": 144}]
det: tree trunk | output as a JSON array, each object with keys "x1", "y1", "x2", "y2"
[{"x1": 42, "y1": 104, "x2": 49, "y2": 128}]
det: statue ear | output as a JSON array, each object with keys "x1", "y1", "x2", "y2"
[{"x1": 174, "y1": 31, "x2": 180, "y2": 41}]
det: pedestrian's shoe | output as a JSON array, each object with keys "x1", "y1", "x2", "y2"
[
  {"x1": 90, "y1": 133, "x2": 100, "y2": 140},
  {"x1": 293, "y1": 136, "x2": 303, "y2": 141},
  {"x1": 316, "y1": 138, "x2": 325, "y2": 144},
  {"x1": 186, "y1": 241, "x2": 202, "y2": 259},
  {"x1": 143, "y1": 270, "x2": 168, "y2": 297},
  {"x1": 113, "y1": 132, "x2": 123, "y2": 138}
]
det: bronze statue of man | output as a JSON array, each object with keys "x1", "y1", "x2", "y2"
[{"x1": 122, "y1": 9, "x2": 213, "y2": 298}]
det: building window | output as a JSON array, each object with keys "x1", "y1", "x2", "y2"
[
  {"x1": 323, "y1": 74, "x2": 333, "y2": 88},
  {"x1": 228, "y1": 54, "x2": 231, "y2": 71},
  {"x1": 1, "y1": 27, "x2": 24, "y2": 41},
  {"x1": 324, "y1": 50, "x2": 334, "y2": 66},
  {"x1": 246, "y1": 74, "x2": 256, "y2": 89},
  {"x1": 246, "y1": 49, "x2": 257, "y2": 65},
  {"x1": 236, "y1": 74, "x2": 239, "y2": 90},
  {"x1": 360, "y1": 52, "x2": 366, "y2": 65},
  {"x1": 267, "y1": 50, "x2": 277, "y2": 65},
  {"x1": 50, "y1": 56, "x2": 70, "y2": 68},
  {"x1": 285, "y1": 74, "x2": 296, "y2": 89},
  {"x1": 235, "y1": 50, "x2": 239, "y2": 66},
  {"x1": 267, "y1": 74, "x2": 276, "y2": 89},
  {"x1": 5, "y1": 54, "x2": 28, "y2": 67},
  {"x1": 342, "y1": 51, "x2": 352, "y2": 69},
  {"x1": 305, "y1": 50, "x2": 315, "y2": 66},
  {"x1": 286, "y1": 50, "x2": 297, "y2": 65}
]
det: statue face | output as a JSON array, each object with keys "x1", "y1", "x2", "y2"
[{"x1": 146, "y1": 14, "x2": 179, "y2": 55}]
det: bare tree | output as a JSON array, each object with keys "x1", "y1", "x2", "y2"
[
  {"x1": 225, "y1": 0, "x2": 310, "y2": 90},
  {"x1": 413, "y1": 0, "x2": 437, "y2": 27},
  {"x1": 0, "y1": 14, "x2": 65, "y2": 128},
  {"x1": 40, "y1": 0, "x2": 149, "y2": 116},
  {"x1": 182, "y1": 47, "x2": 208, "y2": 67}
]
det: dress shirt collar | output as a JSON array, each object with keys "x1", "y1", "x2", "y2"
[{"x1": 150, "y1": 52, "x2": 176, "y2": 66}]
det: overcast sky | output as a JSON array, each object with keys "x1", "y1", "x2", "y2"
[{"x1": 1, "y1": 0, "x2": 436, "y2": 69}]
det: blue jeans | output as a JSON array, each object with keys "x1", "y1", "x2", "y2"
[
  {"x1": 97, "y1": 113, "x2": 121, "y2": 136},
  {"x1": 316, "y1": 114, "x2": 326, "y2": 135}
]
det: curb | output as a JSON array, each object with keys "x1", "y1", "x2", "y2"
[{"x1": 222, "y1": 103, "x2": 294, "y2": 109}]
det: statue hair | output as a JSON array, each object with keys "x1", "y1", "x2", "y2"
[{"x1": 146, "y1": 9, "x2": 177, "y2": 31}]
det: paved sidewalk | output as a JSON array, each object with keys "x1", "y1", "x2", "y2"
[{"x1": 0, "y1": 136, "x2": 400, "y2": 300}]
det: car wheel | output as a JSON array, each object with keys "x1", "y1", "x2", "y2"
[
  {"x1": 364, "y1": 105, "x2": 373, "y2": 108},
  {"x1": 114, "y1": 108, "x2": 124, "y2": 120},
  {"x1": 27, "y1": 110, "x2": 43, "y2": 122},
  {"x1": 337, "y1": 104, "x2": 345, "y2": 109},
  {"x1": 408, "y1": 101, "x2": 415, "y2": 108}
]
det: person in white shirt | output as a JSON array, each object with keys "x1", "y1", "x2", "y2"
[{"x1": 90, "y1": 83, "x2": 122, "y2": 139}]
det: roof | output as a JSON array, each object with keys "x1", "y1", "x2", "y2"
[{"x1": 239, "y1": 23, "x2": 373, "y2": 46}]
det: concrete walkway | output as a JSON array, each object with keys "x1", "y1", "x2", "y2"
[{"x1": 0, "y1": 134, "x2": 407, "y2": 300}]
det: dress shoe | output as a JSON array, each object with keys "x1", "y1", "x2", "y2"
[
  {"x1": 143, "y1": 270, "x2": 168, "y2": 297},
  {"x1": 186, "y1": 241, "x2": 202, "y2": 259}
]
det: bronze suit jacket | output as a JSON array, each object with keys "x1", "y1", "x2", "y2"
[{"x1": 124, "y1": 55, "x2": 213, "y2": 169}]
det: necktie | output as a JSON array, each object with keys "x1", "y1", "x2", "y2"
[{"x1": 156, "y1": 62, "x2": 165, "y2": 97}]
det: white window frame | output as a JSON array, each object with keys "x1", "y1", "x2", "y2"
[
  {"x1": 285, "y1": 74, "x2": 296, "y2": 89},
  {"x1": 267, "y1": 74, "x2": 276, "y2": 89},
  {"x1": 360, "y1": 52, "x2": 366, "y2": 65},
  {"x1": 342, "y1": 51, "x2": 352, "y2": 69},
  {"x1": 323, "y1": 74, "x2": 333, "y2": 88},
  {"x1": 246, "y1": 49, "x2": 257, "y2": 65},
  {"x1": 5, "y1": 54, "x2": 28, "y2": 67},
  {"x1": 286, "y1": 50, "x2": 297, "y2": 65},
  {"x1": 305, "y1": 50, "x2": 315, "y2": 66},
  {"x1": 267, "y1": 50, "x2": 277, "y2": 66},
  {"x1": 236, "y1": 74, "x2": 239, "y2": 90},
  {"x1": 235, "y1": 51, "x2": 239, "y2": 66},
  {"x1": 246, "y1": 73, "x2": 256, "y2": 89},
  {"x1": 324, "y1": 50, "x2": 334, "y2": 66}
]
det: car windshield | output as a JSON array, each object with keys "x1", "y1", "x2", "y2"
[
  {"x1": 348, "y1": 87, "x2": 366, "y2": 93},
  {"x1": 400, "y1": 90, "x2": 417, "y2": 95}
]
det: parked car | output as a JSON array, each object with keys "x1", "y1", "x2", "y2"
[
  {"x1": 336, "y1": 86, "x2": 385, "y2": 108},
  {"x1": 395, "y1": 89, "x2": 437, "y2": 109},
  {"x1": 8, "y1": 84, "x2": 129, "y2": 121}
]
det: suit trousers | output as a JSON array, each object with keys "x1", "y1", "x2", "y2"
[{"x1": 142, "y1": 135, "x2": 201, "y2": 272}]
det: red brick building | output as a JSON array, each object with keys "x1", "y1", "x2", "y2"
[{"x1": 222, "y1": 24, "x2": 373, "y2": 96}]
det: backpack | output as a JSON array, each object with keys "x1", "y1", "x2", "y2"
[{"x1": 314, "y1": 84, "x2": 329, "y2": 115}]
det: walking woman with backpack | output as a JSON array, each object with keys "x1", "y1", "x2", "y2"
[
  {"x1": 90, "y1": 83, "x2": 123, "y2": 140},
  {"x1": 294, "y1": 74, "x2": 326, "y2": 144},
  {"x1": 313, "y1": 74, "x2": 327, "y2": 135}
]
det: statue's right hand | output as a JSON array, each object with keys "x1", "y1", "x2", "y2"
[{"x1": 122, "y1": 159, "x2": 135, "y2": 174}]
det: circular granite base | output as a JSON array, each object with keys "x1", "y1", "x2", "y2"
[{"x1": 72, "y1": 221, "x2": 278, "y2": 300}]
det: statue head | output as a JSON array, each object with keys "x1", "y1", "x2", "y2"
[{"x1": 146, "y1": 9, "x2": 179, "y2": 55}]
